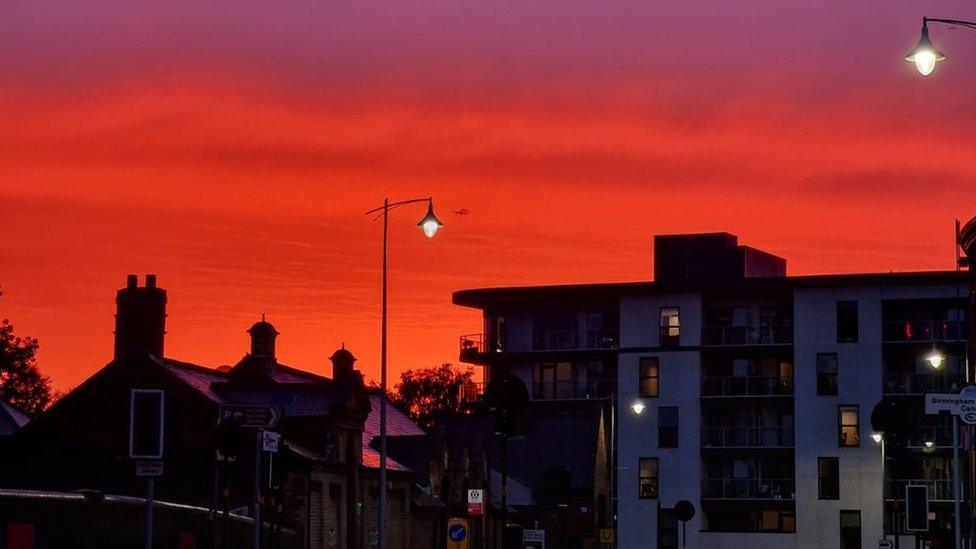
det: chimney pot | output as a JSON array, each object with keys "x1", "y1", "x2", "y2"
[
  {"x1": 145, "y1": 274, "x2": 157, "y2": 288},
  {"x1": 127, "y1": 274, "x2": 138, "y2": 289},
  {"x1": 114, "y1": 275, "x2": 167, "y2": 360}
]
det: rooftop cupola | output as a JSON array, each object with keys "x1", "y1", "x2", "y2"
[
  {"x1": 329, "y1": 345, "x2": 357, "y2": 381},
  {"x1": 247, "y1": 315, "x2": 279, "y2": 360}
]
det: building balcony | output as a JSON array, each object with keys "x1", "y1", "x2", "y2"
[
  {"x1": 531, "y1": 379, "x2": 616, "y2": 401},
  {"x1": 701, "y1": 427, "x2": 794, "y2": 448},
  {"x1": 883, "y1": 321, "x2": 966, "y2": 343},
  {"x1": 533, "y1": 330, "x2": 618, "y2": 351},
  {"x1": 885, "y1": 479, "x2": 957, "y2": 502},
  {"x1": 701, "y1": 324, "x2": 794, "y2": 346},
  {"x1": 701, "y1": 478, "x2": 795, "y2": 500},
  {"x1": 883, "y1": 373, "x2": 965, "y2": 395},
  {"x1": 701, "y1": 376, "x2": 794, "y2": 398},
  {"x1": 459, "y1": 333, "x2": 488, "y2": 362}
]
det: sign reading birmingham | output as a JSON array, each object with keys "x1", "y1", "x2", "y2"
[{"x1": 925, "y1": 385, "x2": 976, "y2": 424}]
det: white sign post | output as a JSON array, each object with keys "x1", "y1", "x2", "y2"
[{"x1": 925, "y1": 385, "x2": 976, "y2": 424}]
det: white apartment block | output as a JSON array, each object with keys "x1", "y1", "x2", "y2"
[{"x1": 455, "y1": 232, "x2": 973, "y2": 549}]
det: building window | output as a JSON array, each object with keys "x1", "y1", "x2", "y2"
[
  {"x1": 639, "y1": 458, "x2": 659, "y2": 499},
  {"x1": 660, "y1": 307, "x2": 680, "y2": 347},
  {"x1": 639, "y1": 357, "x2": 659, "y2": 397},
  {"x1": 817, "y1": 353, "x2": 839, "y2": 395},
  {"x1": 534, "y1": 362, "x2": 577, "y2": 400},
  {"x1": 838, "y1": 405, "x2": 859, "y2": 447},
  {"x1": 761, "y1": 510, "x2": 780, "y2": 532},
  {"x1": 782, "y1": 512, "x2": 796, "y2": 533},
  {"x1": 659, "y1": 407, "x2": 679, "y2": 448},
  {"x1": 840, "y1": 510, "x2": 861, "y2": 549},
  {"x1": 818, "y1": 457, "x2": 840, "y2": 499},
  {"x1": 837, "y1": 301, "x2": 859, "y2": 343}
]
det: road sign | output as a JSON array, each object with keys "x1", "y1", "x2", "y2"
[
  {"x1": 466, "y1": 489, "x2": 484, "y2": 516},
  {"x1": 135, "y1": 460, "x2": 163, "y2": 477},
  {"x1": 447, "y1": 518, "x2": 469, "y2": 549},
  {"x1": 262, "y1": 431, "x2": 280, "y2": 453},
  {"x1": 925, "y1": 385, "x2": 976, "y2": 424},
  {"x1": 220, "y1": 405, "x2": 281, "y2": 428},
  {"x1": 879, "y1": 540, "x2": 893, "y2": 549},
  {"x1": 599, "y1": 528, "x2": 615, "y2": 544},
  {"x1": 524, "y1": 529, "x2": 545, "y2": 549}
]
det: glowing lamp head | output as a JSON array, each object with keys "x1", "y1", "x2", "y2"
[
  {"x1": 871, "y1": 433, "x2": 883, "y2": 444},
  {"x1": 924, "y1": 440, "x2": 935, "y2": 449},
  {"x1": 631, "y1": 401, "x2": 646, "y2": 415},
  {"x1": 906, "y1": 24, "x2": 945, "y2": 76},
  {"x1": 926, "y1": 346, "x2": 945, "y2": 369},
  {"x1": 417, "y1": 201, "x2": 443, "y2": 238}
]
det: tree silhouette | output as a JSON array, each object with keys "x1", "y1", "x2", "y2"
[
  {"x1": 391, "y1": 363, "x2": 475, "y2": 429},
  {"x1": 0, "y1": 287, "x2": 55, "y2": 416}
]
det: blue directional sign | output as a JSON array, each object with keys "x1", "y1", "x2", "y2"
[{"x1": 448, "y1": 523, "x2": 467, "y2": 542}]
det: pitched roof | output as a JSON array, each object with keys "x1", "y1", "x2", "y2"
[
  {"x1": 362, "y1": 395, "x2": 424, "y2": 472},
  {"x1": 0, "y1": 400, "x2": 29, "y2": 435}
]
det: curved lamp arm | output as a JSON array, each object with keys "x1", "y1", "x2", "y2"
[{"x1": 924, "y1": 17, "x2": 976, "y2": 30}]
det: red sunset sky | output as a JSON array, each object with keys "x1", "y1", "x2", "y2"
[{"x1": 2, "y1": 1, "x2": 976, "y2": 390}]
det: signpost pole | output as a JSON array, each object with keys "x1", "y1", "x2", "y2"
[
  {"x1": 954, "y1": 415, "x2": 962, "y2": 549},
  {"x1": 253, "y1": 429, "x2": 262, "y2": 549},
  {"x1": 145, "y1": 477, "x2": 154, "y2": 549}
]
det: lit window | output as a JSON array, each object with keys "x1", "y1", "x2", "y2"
[
  {"x1": 660, "y1": 307, "x2": 680, "y2": 347},
  {"x1": 638, "y1": 458, "x2": 658, "y2": 499},
  {"x1": 639, "y1": 357, "x2": 659, "y2": 397},
  {"x1": 838, "y1": 406, "x2": 859, "y2": 447}
]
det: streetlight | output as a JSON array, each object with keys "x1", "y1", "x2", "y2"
[
  {"x1": 365, "y1": 197, "x2": 443, "y2": 549},
  {"x1": 906, "y1": 17, "x2": 976, "y2": 76},
  {"x1": 926, "y1": 345, "x2": 946, "y2": 369},
  {"x1": 631, "y1": 401, "x2": 646, "y2": 415}
]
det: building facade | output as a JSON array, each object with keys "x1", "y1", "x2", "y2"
[{"x1": 455, "y1": 231, "x2": 973, "y2": 549}]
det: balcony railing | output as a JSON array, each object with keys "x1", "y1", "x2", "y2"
[
  {"x1": 701, "y1": 324, "x2": 794, "y2": 346},
  {"x1": 883, "y1": 373, "x2": 965, "y2": 395},
  {"x1": 460, "y1": 334, "x2": 487, "y2": 360},
  {"x1": 701, "y1": 478, "x2": 795, "y2": 500},
  {"x1": 585, "y1": 329, "x2": 619, "y2": 349},
  {"x1": 701, "y1": 375, "x2": 794, "y2": 397},
  {"x1": 532, "y1": 379, "x2": 616, "y2": 400},
  {"x1": 883, "y1": 321, "x2": 966, "y2": 342},
  {"x1": 904, "y1": 425, "x2": 956, "y2": 448},
  {"x1": 886, "y1": 479, "x2": 956, "y2": 501},
  {"x1": 701, "y1": 427, "x2": 795, "y2": 448}
]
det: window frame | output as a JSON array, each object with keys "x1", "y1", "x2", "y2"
[
  {"x1": 818, "y1": 457, "x2": 840, "y2": 500},
  {"x1": 839, "y1": 510, "x2": 862, "y2": 549},
  {"x1": 817, "y1": 353, "x2": 839, "y2": 396},
  {"x1": 838, "y1": 405, "x2": 860, "y2": 447},
  {"x1": 639, "y1": 357, "x2": 660, "y2": 398},
  {"x1": 638, "y1": 457, "x2": 659, "y2": 499},
  {"x1": 659, "y1": 307, "x2": 681, "y2": 347},
  {"x1": 837, "y1": 301, "x2": 859, "y2": 343},
  {"x1": 658, "y1": 406, "x2": 679, "y2": 448}
]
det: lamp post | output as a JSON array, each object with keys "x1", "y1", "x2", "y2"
[
  {"x1": 365, "y1": 197, "x2": 443, "y2": 549},
  {"x1": 906, "y1": 17, "x2": 976, "y2": 76},
  {"x1": 609, "y1": 392, "x2": 650, "y2": 548}
]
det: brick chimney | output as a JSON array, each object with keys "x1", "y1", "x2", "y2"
[{"x1": 114, "y1": 274, "x2": 167, "y2": 359}]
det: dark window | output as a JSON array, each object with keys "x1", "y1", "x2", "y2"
[
  {"x1": 660, "y1": 307, "x2": 680, "y2": 347},
  {"x1": 837, "y1": 301, "x2": 859, "y2": 343},
  {"x1": 839, "y1": 405, "x2": 859, "y2": 447},
  {"x1": 818, "y1": 457, "x2": 840, "y2": 499},
  {"x1": 659, "y1": 407, "x2": 679, "y2": 448},
  {"x1": 639, "y1": 357, "x2": 660, "y2": 397},
  {"x1": 840, "y1": 510, "x2": 861, "y2": 549},
  {"x1": 817, "y1": 353, "x2": 839, "y2": 395},
  {"x1": 639, "y1": 458, "x2": 659, "y2": 499}
]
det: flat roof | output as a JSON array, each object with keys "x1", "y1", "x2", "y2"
[{"x1": 452, "y1": 270, "x2": 970, "y2": 309}]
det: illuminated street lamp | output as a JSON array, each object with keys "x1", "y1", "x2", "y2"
[
  {"x1": 631, "y1": 401, "x2": 646, "y2": 415},
  {"x1": 906, "y1": 17, "x2": 976, "y2": 76},
  {"x1": 871, "y1": 432, "x2": 883, "y2": 444},
  {"x1": 925, "y1": 345, "x2": 945, "y2": 369},
  {"x1": 364, "y1": 197, "x2": 443, "y2": 549}
]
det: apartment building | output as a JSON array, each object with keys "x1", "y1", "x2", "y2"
[{"x1": 454, "y1": 231, "x2": 974, "y2": 549}]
